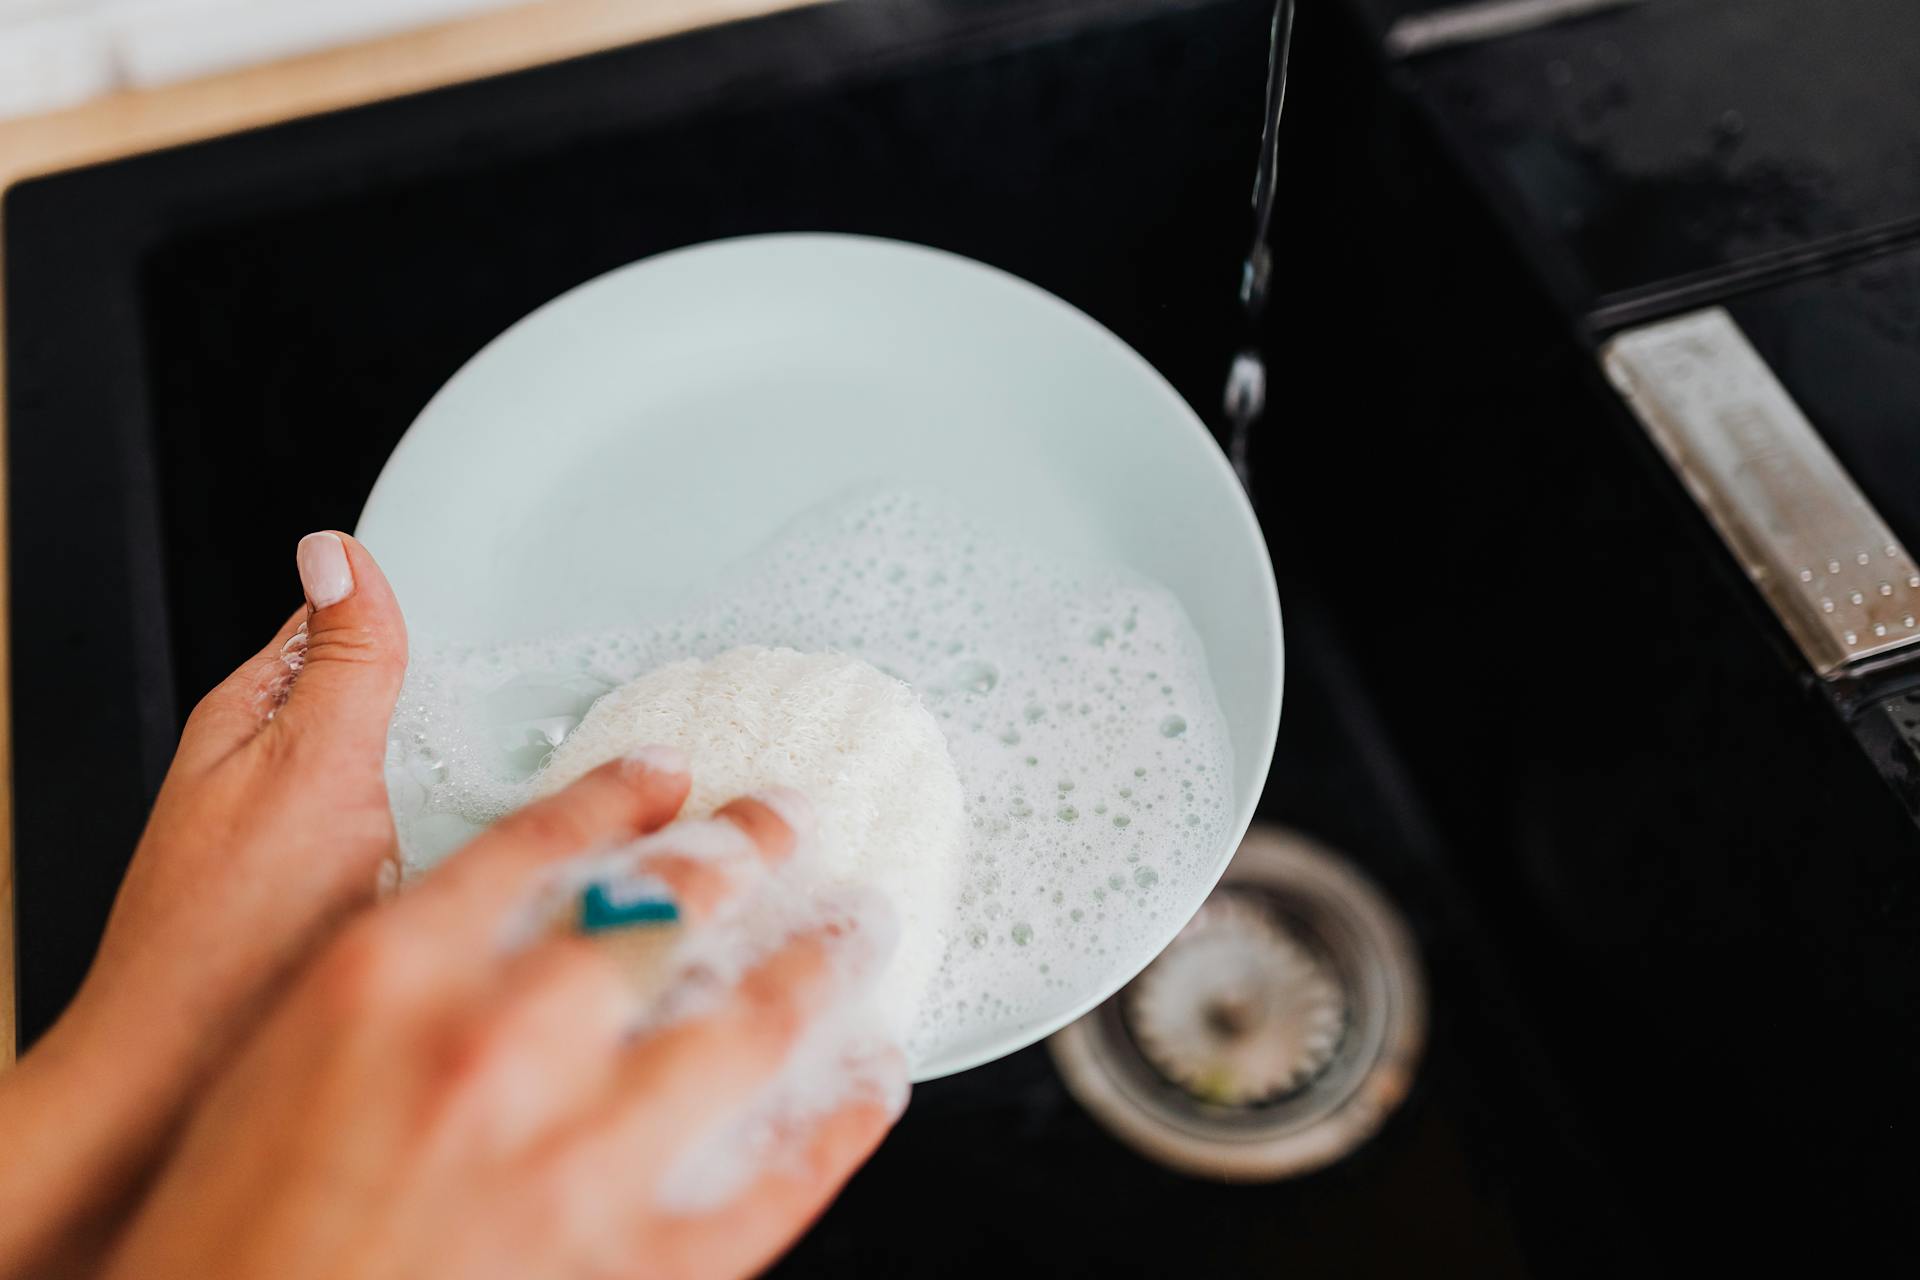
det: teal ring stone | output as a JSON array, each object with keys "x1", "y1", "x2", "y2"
[{"x1": 578, "y1": 881, "x2": 681, "y2": 934}]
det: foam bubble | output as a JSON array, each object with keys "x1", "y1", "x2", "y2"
[{"x1": 387, "y1": 490, "x2": 1235, "y2": 1068}]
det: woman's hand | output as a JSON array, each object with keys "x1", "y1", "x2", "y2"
[
  {"x1": 0, "y1": 532, "x2": 408, "y2": 1274},
  {"x1": 103, "y1": 756, "x2": 905, "y2": 1280}
]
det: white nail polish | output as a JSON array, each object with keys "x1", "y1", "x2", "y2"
[{"x1": 296, "y1": 532, "x2": 354, "y2": 608}]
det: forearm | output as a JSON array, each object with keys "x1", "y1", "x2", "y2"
[{"x1": 0, "y1": 1006, "x2": 181, "y2": 1278}]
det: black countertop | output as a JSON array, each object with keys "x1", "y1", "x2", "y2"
[{"x1": 1396, "y1": 0, "x2": 1920, "y2": 329}]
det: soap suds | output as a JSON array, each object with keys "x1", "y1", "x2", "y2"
[
  {"x1": 387, "y1": 490, "x2": 1235, "y2": 1068},
  {"x1": 534, "y1": 645, "x2": 965, "y2": 1038}
]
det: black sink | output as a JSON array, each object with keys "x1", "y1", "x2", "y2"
[{"x1": 12, "y1": 0, "x2": 1846, "y2": 1273}]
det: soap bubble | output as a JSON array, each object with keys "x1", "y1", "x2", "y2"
[{"x1": 386, "y1": 490, "x2": 1234, "y2": 1067}]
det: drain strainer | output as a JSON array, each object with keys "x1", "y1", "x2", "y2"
[
  {"x1": 1049, "y1": 825, "x2": 1426, "y2": 1180},
  {"x1": 1127, "y1": 893, "x2": 1348, "y2": 1105}
]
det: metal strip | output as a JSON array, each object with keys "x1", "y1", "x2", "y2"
[
  {"x1": 1602, "y1": 308, "x2": 1920, "y2": 678},
  {"x1": 1385, "y1": 0, "x2": 1647, "y2": 59}
]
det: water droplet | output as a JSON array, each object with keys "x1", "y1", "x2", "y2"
[
  {"x1": 1112, "y1": 814, "x2": 1131, "y2": 828},
  {"x1": 999, "y1": 726, "x2": 1021, "y2": 745},
  {"x1": 1134, "y1": 766, "x2": 1148, "y2": 778},
  {"x1": 1089, "y1": 624, "x2": 1115, "y2": 647},
  {"x1": 1057, "y1": 806, "x2": 1078, "y2": 822},
  {"x1": 1008, "y1": 797, "x2": 1033, "y2": 818},
  {"x1": 1024, "y1": 702, "x2": 1047, "y2": 723},
  {"x1": 1134, "y1": 866, "x2": 1159, "y2": 888},
  {"x1": 1057, "y1": 779, "x2": 1075, "y2": 793},
  {"x1": 1160, "y1": 715, "x2": 1188, "y2": 738},
  {"x1": 1012, "y1": 922, "x2": 1034, "y2": 946}
]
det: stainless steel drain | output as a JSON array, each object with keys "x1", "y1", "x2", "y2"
[
  {"x1": 1049, "y1": 825, "x2": 1426, "y2": 1181},
  {"x1": 1126, "y1": 893, "x2": 1348, "y2": 1105}
]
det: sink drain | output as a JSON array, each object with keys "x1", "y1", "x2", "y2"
[
  {"x1": 1126, "y1": 892, "x2": 1348, "y2": 1105},
  {"x1": 1049, "y1": 825, "x2": 1426, "y2": 1181}
]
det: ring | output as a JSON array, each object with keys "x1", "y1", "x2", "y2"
[{"x1": 577, "y1": 876, "x2": 680, "y2": 935}]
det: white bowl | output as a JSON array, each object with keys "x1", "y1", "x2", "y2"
[{"x1": 357, "y1": 233, "x2": 1282, "y2": 1079}]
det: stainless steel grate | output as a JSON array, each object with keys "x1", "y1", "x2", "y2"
[{"x1": 1603, "y1": 307, "x2": 1920, "y2": 679}]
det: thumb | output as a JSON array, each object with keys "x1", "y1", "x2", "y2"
[{"x1": 272, "y1": 530, "x2": 409, "y2": 764}]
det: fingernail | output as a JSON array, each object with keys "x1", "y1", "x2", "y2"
[
  {"x1": 750, "y1": 786, "x2": 816, "y2": 842},
  {"x1": 622, "y1": 744, "x2": 689, "y2": 777},
  {"x1": 296, "y1": 532, "x2": 354, "y2": 609}
]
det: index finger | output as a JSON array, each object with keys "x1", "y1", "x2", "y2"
[{"x1": 399, "y1": 750, "x2": 692, "y2": 949}]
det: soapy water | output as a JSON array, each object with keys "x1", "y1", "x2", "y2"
[
  {"x1": 495, "y1": 794, "x2": 910, "y2": 1212},
  {"x1": 649, "y1": 878, "x2": 909, "y2": 1212},
  {"x1": 386, "y1": 490, "x2": 1236, "y2": 1069}
]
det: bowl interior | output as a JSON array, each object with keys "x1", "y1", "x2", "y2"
[{"x1": 357, "y1": 234, "x2": 1282, "y2": 1078}]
